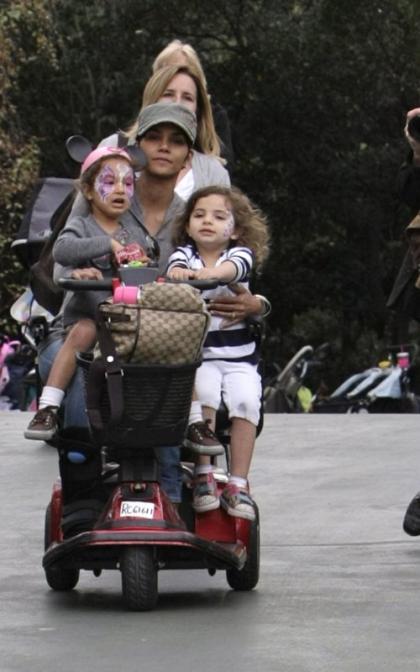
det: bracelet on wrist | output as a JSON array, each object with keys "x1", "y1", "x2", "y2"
[{"x1": 255, "y1": 294, "x2": 271, "y2": 318}]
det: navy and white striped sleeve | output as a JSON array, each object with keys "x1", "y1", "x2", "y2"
[
  {"x1": 225, "y1": 246, "x2": 254, "y2": 282},
  {"x1": 166, "y1": 246, "x2": 191, "y2": 273}
]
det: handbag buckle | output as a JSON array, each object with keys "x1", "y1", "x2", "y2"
[
  {"x1": 105, "y1": 355, "x2": 124, "y2": 379},
  {"x1": 105, "y1": 368, "x2": 124, "y2": 379}
]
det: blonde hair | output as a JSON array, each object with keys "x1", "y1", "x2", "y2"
[
  {"x1": 152, "y1": 40, "x2": 208, "y2": 88},
  {"x1": 125, "y1": 65, "x2": 221, "y2": 157},
  {"x1": 172, "y1": 186, "x2": 270, "y2": 270}
]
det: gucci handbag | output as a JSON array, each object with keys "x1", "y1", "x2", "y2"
[
  {"x1": 95, "y1": 282, "x2": 210, "y2": 365},
  {"x1": 84, "y1": 282, "x2": 210, "y2": 439}
]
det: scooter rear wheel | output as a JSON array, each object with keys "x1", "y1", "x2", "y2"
[
  {"x1": 45, "y1": 564, "x2": 80, "y2": 591},
  {"x1": 121, "y1": 546, "x2": 158, "y2": 611},
  {"x1": 226, "y1": 516, "x2": 260, "y2": 591},
  {"x1": 44, "y1": 503, "x2": 80, "y2": 591}
]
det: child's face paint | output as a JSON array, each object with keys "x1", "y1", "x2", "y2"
[
  {"x1": 94, "y1": 160, "x2": 134, "y2": 202},
  {"x1": 187, "y1": 194, "x2": 238, "y2": 253},
  {"x1": 222, "y1": 212, "x2": 235, "y2": 239},
  {"x1": 88, "y1": 157, "x2": 134, "y2": 222}
]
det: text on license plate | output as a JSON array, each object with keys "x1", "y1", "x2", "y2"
[{"x1": 120, "y1": 501, "x2": 155, "y2": 519}]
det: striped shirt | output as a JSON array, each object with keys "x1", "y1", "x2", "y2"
[{"x1": 166, "y1": 243, "x2": 258, "y2": 363}]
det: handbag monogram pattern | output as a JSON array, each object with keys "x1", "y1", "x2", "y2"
[{"x1": 95, "y1": 282, "x2": 210, "y2": 365}]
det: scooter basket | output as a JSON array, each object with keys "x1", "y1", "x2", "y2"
[{"x1": 78, "y1": 354, "x2": 199, "y2": 452}]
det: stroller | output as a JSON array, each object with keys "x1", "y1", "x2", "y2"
[
  {"x1": 263, "y1": 343, "x2": 329, "y2": 413},
  {"x1": 312, "y1": 346, "x2": 420, "y2": 413},
  {"x1": 0, "y1": 336, "x2": 24, "y2": 409},
  {"x1": 9, "y1": 176, "x2": 76, "y2": 407},
  {"x1": 11, "y1": 177, "x2": 74, "y2": 272}
]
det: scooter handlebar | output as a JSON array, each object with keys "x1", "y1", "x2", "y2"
[
  {"x1": 58, "y1": 278, "x2": 113, "y2": 291},
  {"x1": 169, "y1": 278, "x2": 220, "y2": 290},
  {"x1": 58, "y1": 277, "x2": 219, "y2": 292}
]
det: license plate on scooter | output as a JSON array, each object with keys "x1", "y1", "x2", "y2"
[{"x1": 120, "y1": 501, "x2": 155, "y2": 519}]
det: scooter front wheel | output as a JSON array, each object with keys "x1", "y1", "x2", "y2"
[
  {"x1": 121, "y1": 546, "x2": 158, "y2": 611},
  {"x1": 226, "y1": 516, "x2": 260, "y2": 591}
]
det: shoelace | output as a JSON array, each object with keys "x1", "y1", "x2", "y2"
[{"x1": 31, "y1": 408, "x2": 56, "y2": 426}]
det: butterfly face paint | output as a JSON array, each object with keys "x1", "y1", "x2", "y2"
[
  {"x1": 94, "y1": 161, "x2": 134, "y2": 202},
  {"x1": 222, "y1": 211, "x2": 236, "y2": 239}
]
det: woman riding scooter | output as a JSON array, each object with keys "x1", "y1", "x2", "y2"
[{"x1": 36, "y1": 104, "x2": 270, "y2": 534}]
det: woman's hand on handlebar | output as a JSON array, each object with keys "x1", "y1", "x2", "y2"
[
  {"x1": 208, "y1": 283, "x2": 265, "y2": 327},
  {"x1": 71, "y1": 267, "x2": 104, "y2": 281}
]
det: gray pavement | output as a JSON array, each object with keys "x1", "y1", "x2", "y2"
[{"x1": 1, "y1": 411, "x2": 420, "y2": 671}]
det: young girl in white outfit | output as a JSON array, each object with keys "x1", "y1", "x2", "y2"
[{"x1": 167, "y1": 186, "x2": 270, "y2": 520}]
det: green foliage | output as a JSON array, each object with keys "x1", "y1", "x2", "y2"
[
  {"x1": 2, "y1": 0, "x2": 420, "y2": 382},
  {"x1": 0, "y1": 0, "x2": 60, "y2": 330}
]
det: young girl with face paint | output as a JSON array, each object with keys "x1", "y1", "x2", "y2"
[
  {"x1": 25, "y1": 147, "x2": 147, "y2": 441},
  {"x1": 167, "y1": 186, "x2": 270, "y2": 521}
]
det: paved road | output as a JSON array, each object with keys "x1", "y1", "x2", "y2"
[{"x1": 1, "y1": 411, "x2": 420, "y2": 671}]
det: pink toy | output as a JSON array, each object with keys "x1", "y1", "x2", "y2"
[
  {"x1": 397, "y1": 352, "x2": 410, "y2": 369},
  {"x1": 113, "y1": 285, "x2": 139, "y2": 304},
  {"x1": 0, "y1": 339, "x2": 20, "y2": 395},
  {"x1": 115, "y1": 242, "x2": 148, "y2": 266},
  {"x1": 0, "y1": 340, "x2": 20, "y2": 369}
]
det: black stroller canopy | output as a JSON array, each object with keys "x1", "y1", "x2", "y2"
[{"x1": 12, "y1": 177, "x2": 74, "y2": 268}]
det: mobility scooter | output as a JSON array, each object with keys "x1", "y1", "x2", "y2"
[{"x1": 42, "y1": 272, "x2": 260, "y2": 611}]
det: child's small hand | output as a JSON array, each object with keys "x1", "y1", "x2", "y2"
[
  {"x1": 71, "y1": 267, "x2": 104, "y2": 280},
  {"x1": 167, "y1": 267, "x2": 196, "y2": 281},
  {"x1": 111, "y1": 239, "x2": 125, "y2": 256},
  {"x1": 192, "y1": 267, "x2": 220, "y2": 280}
]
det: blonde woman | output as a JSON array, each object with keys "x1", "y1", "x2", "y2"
[
  {"x1": 152, "y1": 39, "x2": 209, "y2": 85},
  {"x1": 152, "y1": 39, "x2": 234, "y2": 168},
  {"x1": 143, "y1": 64, "x2": 220, "y2": 157}
]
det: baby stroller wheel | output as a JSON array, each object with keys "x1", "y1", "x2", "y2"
[
  {"x1": 121, "y1": 546, "x2": 158, "y2": 611},
  {"x1": 347, "y1": 404, "x2": 369, "y2": 414},
  {"x1": 226, "y1": 516, "x2": 260, "y2": 591}
]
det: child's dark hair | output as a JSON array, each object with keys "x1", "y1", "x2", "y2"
[{"x1": 172, "y1": 185, "x2": 270, "y2": 268}]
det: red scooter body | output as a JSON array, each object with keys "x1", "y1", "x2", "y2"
[
  {"x1": 43, "y1": 467, "x2": 259, "y2": 610},
  {"x1": 43, "y1": 275, "x2": 260, "y2": 610}
]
